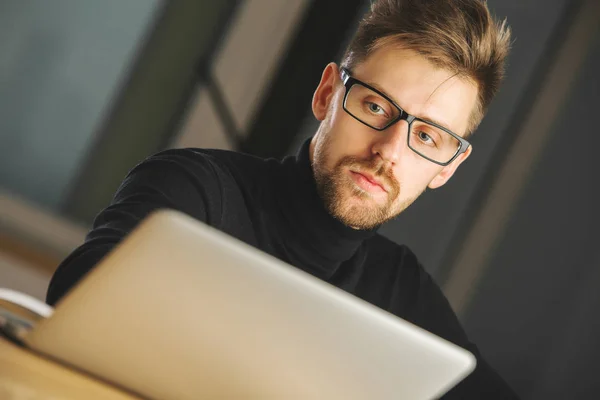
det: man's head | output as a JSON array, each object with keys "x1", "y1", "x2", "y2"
[{"x1": 310, "y1": 0, "x2": 511, "y2": 230}]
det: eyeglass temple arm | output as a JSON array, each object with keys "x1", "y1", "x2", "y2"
[{"x1": 340, "y1": 68, "x2": 350, "y2": 83}]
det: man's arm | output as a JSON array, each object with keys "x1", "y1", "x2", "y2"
[
  {"x1": 413, "y1": 268, "x2": 520, "y2": 399},
  {"x1": 46, "y1": 150, "x2": 223, "y2": 305}
]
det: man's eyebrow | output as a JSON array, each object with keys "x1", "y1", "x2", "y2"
[{"x1": 364, "y1": 79, "x2": 455, "y2": 133}]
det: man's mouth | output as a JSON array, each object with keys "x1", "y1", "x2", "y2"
[{"x1": 349, "y1": 170, "x2": 387, "y2": 193}]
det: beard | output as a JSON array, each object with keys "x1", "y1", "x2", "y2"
[{"x1": 312, "y1": 140, "x2": 418, "y2": 230}]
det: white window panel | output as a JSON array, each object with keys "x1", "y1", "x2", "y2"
[
  {"x1": 172, "y1": 85, "x2": 234, "y2": 151},
  {"x1": 213, "y1": 0, "x2": 311, "y2": 135}
]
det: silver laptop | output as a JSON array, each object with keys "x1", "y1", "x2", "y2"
[{"x1": 25, "y1": 209, "x2": 475, "y2": 399}]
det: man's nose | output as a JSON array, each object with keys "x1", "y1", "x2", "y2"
[{"x1": 371, "y1": 120, "x2": 410, "y2": 165}]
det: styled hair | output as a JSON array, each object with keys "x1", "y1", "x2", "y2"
[{"x1": 341, "y1": 0, "x2": 512, "y2": 135}]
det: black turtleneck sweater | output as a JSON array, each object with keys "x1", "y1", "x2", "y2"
[{"x1": 47, "y1": 139, "x2": 518, "y2": 399}]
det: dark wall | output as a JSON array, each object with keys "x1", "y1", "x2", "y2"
[{"x1": 464, "y1": 32, "x2": 600, "y2": 400}]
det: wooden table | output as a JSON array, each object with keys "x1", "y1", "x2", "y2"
[{"x1": 0, "y1": 336, "x2": 141, "y2": 400}]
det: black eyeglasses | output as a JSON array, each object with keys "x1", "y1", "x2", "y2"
[{"x1": 340, "y1": 68, "x2": 470, "y2": 166}]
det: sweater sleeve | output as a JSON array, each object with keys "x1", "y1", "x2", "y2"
[
  {"x1": 46, "y1": 150, "x2": 224, "y2": 306},
  {"x1": 413, "y1": 268, "x2": 520, "y2": 399}
]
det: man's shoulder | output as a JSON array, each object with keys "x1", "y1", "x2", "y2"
[
  {"x1": 149, "y1": 147, "x2": 271, "y2": 172},
  {"x1": 136, "y1": 147, "x2": 277, "y2": 185}
]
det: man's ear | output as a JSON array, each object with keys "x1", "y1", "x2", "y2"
[
  {"x1": 428, "y1": 145, "x2": 473, "y2": 189},
  {"x1": 312, "y1": 62, "x2": 339, "y2": 121}
]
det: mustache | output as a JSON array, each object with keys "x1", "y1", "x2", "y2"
[{"x1": 337, "y1": 156, "x2": 399, "y2": 194}]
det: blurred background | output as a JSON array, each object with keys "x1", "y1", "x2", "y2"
[{"x1": 1, "y1": 0, "x2": 599, "y2": 398}]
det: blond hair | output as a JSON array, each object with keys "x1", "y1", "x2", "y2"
[{"x1": 341, "y1": 0, "x2": 512, "y2": 135}]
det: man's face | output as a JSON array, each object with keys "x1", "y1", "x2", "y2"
[{"x1": 310, "y1": 46, "x2": 477, "y2": 229}]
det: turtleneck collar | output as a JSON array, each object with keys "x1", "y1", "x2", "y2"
[{"x1": 275, "y1": 137, "x2": 378, "y2": 278}]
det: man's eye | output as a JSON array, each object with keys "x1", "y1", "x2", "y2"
[
  {"x1": 418, "y1": 131, "x2": 436, "y2": 145},
  {"x1": 367, "y1": 102, "x2": 386, "y2": 115}
]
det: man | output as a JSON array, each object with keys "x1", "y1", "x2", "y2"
[{"x1": 48, "y1": 0, "x2": 518, "y2": 398}]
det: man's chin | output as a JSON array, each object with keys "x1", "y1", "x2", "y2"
[
  {"x1": 330, "y1": 199, "x2": 389, "y2": 230},
  {"x1": 336, "y1": 212, "x2": 385, "y2": 230},
  {"x1": 318, "y1": 177, "x2": 395, "y2": 229},
  {"x1": 343, "y1": 184, "x2": 390, "y2": 208}
]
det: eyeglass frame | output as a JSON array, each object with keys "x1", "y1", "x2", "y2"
[{"x1": 339, "y1": 67, "x2": 471, "y2": 166}]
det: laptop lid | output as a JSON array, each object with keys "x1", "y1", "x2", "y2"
[{"x1": 25, "y1": 209, "x2": 475, "y2": 399}]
